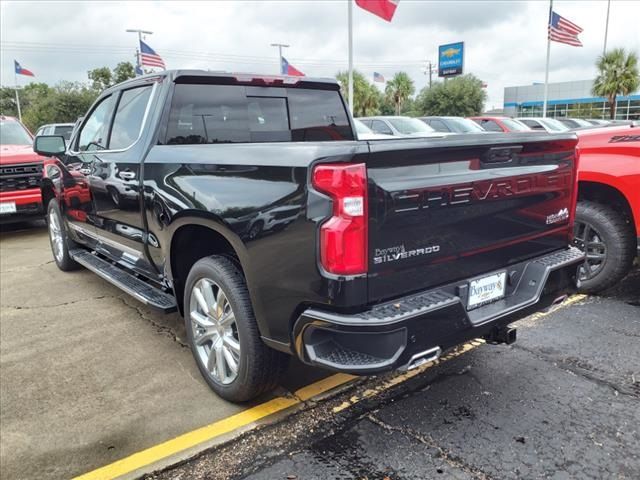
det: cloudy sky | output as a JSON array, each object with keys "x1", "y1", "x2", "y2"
[{"x1": 1, "y1": 0, "x2": 638, "y2": 109}]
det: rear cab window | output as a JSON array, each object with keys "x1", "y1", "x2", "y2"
[{"x1": 164, "y1": 83, "x2": 353, "y2": 144}]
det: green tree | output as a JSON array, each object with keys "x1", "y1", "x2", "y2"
[
  {"x1": 415, "y1": 74, "x2": 486, "y2": 116},
  {"x1": 385, "y1": 72, "x2": 415, "y2": 115},
  {"x1": 113, "y1": 62, "x2": 136, "y2": 84},
  {"x1": 335, "y1": 70, "x2": 383, "y2": 116},
  {"x1": 592, "y1": 48, "x2": 640, "y2": 119},
  {"x1": 88, "y1": 66, "x2": 113, "y2": 91},
  {"x1": 87, "y1": 61, "x2": 136, "y2": 91}
]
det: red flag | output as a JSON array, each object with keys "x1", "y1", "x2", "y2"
[
  {"x1": 355, "y1": 0, "x2": 399, "y2": 22},
  {"x1": 281, "y1": 57, "x2": 305, "y2": 77}
]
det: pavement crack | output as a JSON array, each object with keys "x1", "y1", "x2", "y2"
[
  {"x1": 1, "y1": 294, "x2": 118, "y2": 310},
  {"x1": 366, "y1": 413, "x2": 494, "y2": 479},
  {"x1": 513, "y1": 344, "x2": 640, "y2": 398},
  {"x1": 117, "y1": 296, "x2": 187, "y2": 348},
  {"x1": 0, "y1": 259, "x2": 55, "y2": 274}
]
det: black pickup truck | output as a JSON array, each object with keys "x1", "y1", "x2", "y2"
[{"x1": 35, "y1": 71, "x2": 584, "y2": 402}]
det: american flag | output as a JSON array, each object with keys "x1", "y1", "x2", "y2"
[
  {"x1": 548, "y1": 11, "x2": 583, "y2": 47},
  {"x1": 373, "y1": 72, "x2": 385, "y2": 83},
  {"x1": 140, "y1": 39, "x2": 166, "y2": 69}
]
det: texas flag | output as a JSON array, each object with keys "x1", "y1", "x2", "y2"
[
  {"x1": 281, "y1": 56, "x2": 304, "y2": 76},
  {"x1": 14, "y1": 60, "x2": 35, "y2": 77},
  {"x1": 355, "y1": 0, "x2": 399, "y2": 22}
]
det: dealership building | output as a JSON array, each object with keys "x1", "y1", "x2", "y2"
[{"x1": 503, "y1": 79, "x2": 640, "y2": 120}]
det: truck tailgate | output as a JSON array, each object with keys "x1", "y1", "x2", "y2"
[{"x1": 366, "y1": 133, "x2": 578, "y2": 302}]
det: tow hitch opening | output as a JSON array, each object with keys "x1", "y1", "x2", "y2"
[{"x1": 484, "y1": 326, "x2": 517, "y2": 345}]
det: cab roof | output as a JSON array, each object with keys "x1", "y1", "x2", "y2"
[{"x1": 106, "y1": 69, "x2": 340, "y2": 93}]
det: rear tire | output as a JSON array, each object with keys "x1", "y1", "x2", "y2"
[
  {"x1": 184, "y1": 255, "x2": 289, "y2": 402},
  {"x1": 47, "y1": 199, "x2": 80, "y2": 272},
  {"x1": 574, "y1": 201, "x2": 635, "y2": 293}
]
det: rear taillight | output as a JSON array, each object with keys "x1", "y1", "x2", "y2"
[{"x1": 312, "y1": 163, "x2": 368, "y2": 275}]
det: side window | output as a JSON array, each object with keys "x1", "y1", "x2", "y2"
[
  {"x1": 78, "y1": 95, "x2": 116, "y2": 151},
  {"x1": 429, "y1": 119, "x2": 449, "y2": 132},
  {"x1": 109, "y1": 86, "x2": 153, "y2": 150},
  {"x1": 287, "y1": 89, "x2": 354, "y2": 141},
  {"x1": 520, "y1": 120, "x2": 542, "y2": 130},
  {"x1": 482, "y1": 120, "x2": 503, "y2": 132},
  {"x1": 371, "y1": 120, "x2": 393, "y2": 135}
]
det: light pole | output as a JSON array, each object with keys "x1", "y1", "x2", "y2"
[
  {"x1": 270, "y1": 43, "x2": 289, "y2": 74},
  {"x1": 422, "y1": 60, "x2": 436, "y2": 88},
  {"x1": 126, "y1": 29, "x2": 153, "y2": 73}
]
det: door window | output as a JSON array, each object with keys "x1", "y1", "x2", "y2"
[
  {"x1": 109, "y1": 86, "x2": 153, "y2": 150},
  {"x1": 78, "y1": 95, "x2": 116, "y2": 151},
  {"x1": 481, "y1": 120, "x2": 503, "y2": 132},
  {"x1": 371, "y1": 120, "x2": 393, "y2": 135},
  {"x1": 521, "y1": 119, "x2": 543, "y2": 130},
  {"x1": 428, "y1": 119, "x2": 450, "y2": 132}
]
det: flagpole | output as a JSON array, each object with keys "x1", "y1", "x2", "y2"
[
  {"x1": 542, "y1": 0, "x2": 553, "y2": 118},
  {"x1": 603, "y1": 0, "x2": 611, "y2": 56},
  {"x1": 348, "y1": 0, "x2": 354, "y2": 115},
  {"x1": 14, "y1": 71, "x2": 22, "y2": 122}
]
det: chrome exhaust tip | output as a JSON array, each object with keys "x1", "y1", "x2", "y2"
[{"x1": 401, "y1": 346, "x2": 442, "y2": 371}]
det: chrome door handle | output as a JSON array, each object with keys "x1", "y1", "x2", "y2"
[{"x1": 118, "y1": 170, "x2": 136, "y2": 180}]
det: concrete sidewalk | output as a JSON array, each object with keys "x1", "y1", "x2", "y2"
[{"x1": 0, "y1": 223, "x2": 326, "y2": 480}]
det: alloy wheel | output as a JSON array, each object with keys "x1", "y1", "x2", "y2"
[
  {"x1": 573, "y1": 220, "x2": 607, "y2": 281},
  {"x1": 49, "y1": 210, "x2": 64, "y2": 263},
  {"x1": 189, "y1": 278, "x2": 241, "y2": 385}
]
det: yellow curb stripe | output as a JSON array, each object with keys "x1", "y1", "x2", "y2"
[
  {"x1": 295, "y1": 373, "x2": 356, "y2": 401},
  {"x1": 527, "y1": 293, "x2": 587, "y2": 323},
  {"x1": 72, "y1": 374, "x2": 354, "y2": 480},
  {"x1": 332, "y1": 339, "x2": 485, "y2": 413}
]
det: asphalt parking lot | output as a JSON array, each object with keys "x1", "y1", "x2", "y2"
[
  {"x1": 150, "y1": 271, "x2": 640, "y2": 479},
  {"x1": 1, "y1": 221, "x2": 639, "y2": 480}
]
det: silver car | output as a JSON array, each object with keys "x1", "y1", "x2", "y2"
[
  {"x1": 515, "y1": 117, "x2": 571, "y2": 133},
  {"x1": 358, "y1": 116, "x2": 448, "y2": 138},
  {"x1": 34, "y1": 123, "x2": 75, "y2": 141}
]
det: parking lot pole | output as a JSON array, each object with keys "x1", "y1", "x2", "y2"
[
  {"x1": 348, "y1": 0, "x2": 354, "y2": 114},
  {"x1": 542, "y1": 0, "x2": 552, "y2": 117},
  {"x1": 14, "y1": 74, "x2": 21, "y2": 122}
]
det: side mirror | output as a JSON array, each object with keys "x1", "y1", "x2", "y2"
[{"x1": 34, "y1": 135, "x2": 66, "y2": 157}]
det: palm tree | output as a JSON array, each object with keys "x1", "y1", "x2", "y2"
[
  {"x1": 335, "y1": 70, "x2": 382, "y2": 116},
  {"x1": 385, "y1": 72, "x2": 415, "y2": 115},
  {"x1": 592, "y1": 48, "x2": 639, "y2": 119}
]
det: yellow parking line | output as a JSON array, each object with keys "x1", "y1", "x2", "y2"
[
  {"x1": 73, "y1": 294, "x2": 585, "y2": 480},
  {"x1": 72, "y1": 373, "x2": 358, "y2": 480}
]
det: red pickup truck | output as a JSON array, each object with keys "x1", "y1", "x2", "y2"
[
  {"x1": 0, "y1": 116, "x2": 45, "y2": 223},
  {"x1": 574, "y1": 125, "x2": 640, "y2": 292}
]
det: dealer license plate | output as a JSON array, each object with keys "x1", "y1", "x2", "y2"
[
  {"x1": 467, "y1": 271, "x2": 507, "y2": 310},
  {"x1": 0, "y1": 202, "x2": 17, "y2": 215}
]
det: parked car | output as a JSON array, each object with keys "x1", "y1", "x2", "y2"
[
  {"x1": 34, "y1": 123, "x2": 75, "y2": 141},
  {"x1": 358, "y1": 116, "x2": 445, "y2": 138},
  {"x1": 516, "y1": 117, "x2": 571, "y2": 133},
  {"x1": 353, "y1": 118, "x2": 394, "y2": 140},
  {"x1": 36, "y1": 70, "x2": 584, "y2": 402},
  {"x1": 0, "y1": 116, "x2": 45, "y2": 223},
  {"x1": 585, "y1": 119, "x2": 610, "y2": 126},
  {"x1": 470, "y1": 116, "x2": 534, "y2": 133},
  {"x1": 557, "y1": 118, "x2": 594, "y2": 129},
  {"x1": 573, "y1": 125, "x2": 640, "y2": 292},
  {"x1": 419, "y1": 116, "x2": 487, "y2": 134}
]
